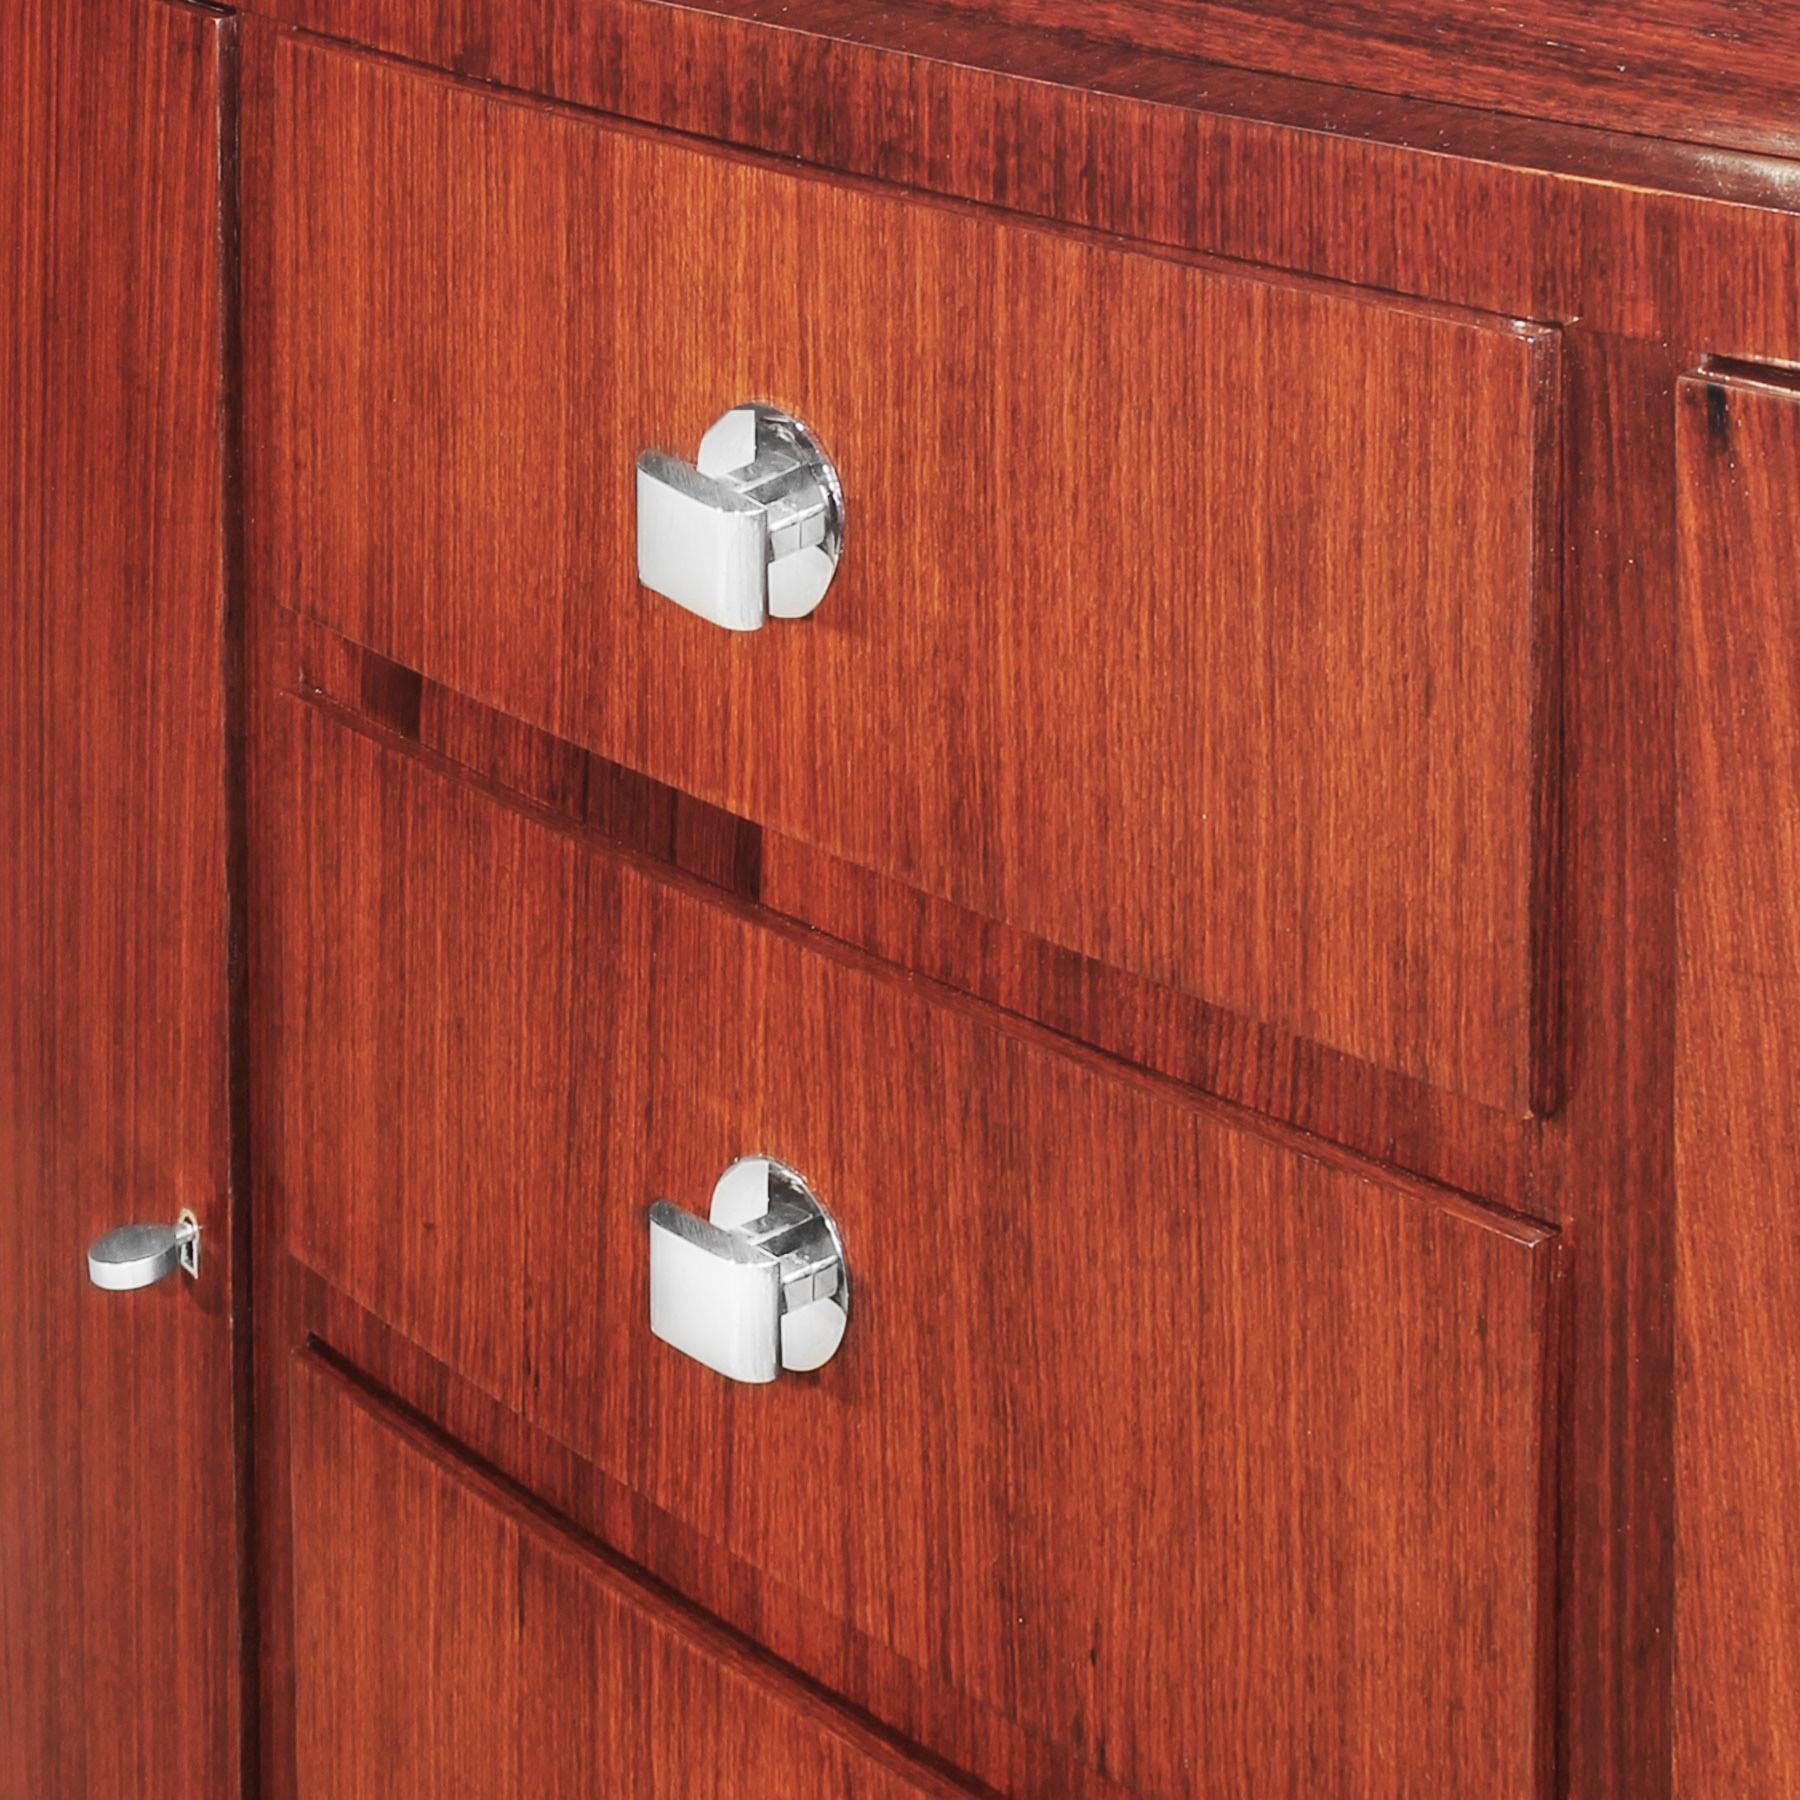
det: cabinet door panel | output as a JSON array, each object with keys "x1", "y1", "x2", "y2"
[
  {"x1": 0, "y1": 5, "x2": 240, "y2": 1795},
  {"x1": 1676, "y1": 371, "x2": 1800, "y2": 1794}
]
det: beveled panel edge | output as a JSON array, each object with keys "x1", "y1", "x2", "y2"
[
  {"x1": 288, "y1": 1343, "x2": 990, "y2": 1798},
  {"x1": 275, "y1": 668, "x2": 1562, "y2": 1250},
  {"x1": 1525, "y1": 325, "x2": 1571, "y2": 1123},
  {"x1": 277, "y1": 613, "x2": 1540, "y2": 1210}
]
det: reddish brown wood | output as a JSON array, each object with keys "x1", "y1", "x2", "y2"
[
  {"x1": 237, "y1": 0, "x2": 1800, "y2": 185},
  {"x1": 224, "y1": 15, "x2": 1749, "y2": 1797},
  {"x1": 284, "y1": 1273, "x2": 1137, "y2": 1798},
  {"x1": 256, "y1": 692, "x2": 1560, "y2": 1797},
  {"x1": 290, "y1": 1349, "x2": 968, "y2": 1797},
  {"x1": 254, "y1": 602, "x2": 1556, "y2": 1795},
  {"x1": 281, "y1": 611, "x2": 1522, "y2": 1204},
  {"x1": 232, "y1": 10, "x2": 1800, "y2": 362},
  {"x1": 1534, "y1": 331, "x2": 1684, "y2": 1800},
  {"x1": 292, "y1": 623, "x2": 765, "y2": 899},
  {"x1": 785, "y1": 0, "x2": 1800, "y2": 160},
  {"x1": 0, "y1": 2, "x2": 243, "y2": 1795},
  {"x1": 235, "y1": 148, "x2": 1700, "y2": 1800},
  {"x1": 1675, "y1": 370, "x2": 1800, "y2": 1795},
  {"x1": 246, "y1": 31, "x2": 1565, "y2": 1113},
  {"x1": 252, "y1": 608, "x2": 1547, "y2": 1795}
]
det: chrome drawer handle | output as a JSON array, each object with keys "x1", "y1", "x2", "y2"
[
  {"x1": 636, "y1": 404, "x2": 843, "y2": 632},
  {"x1": 87, "y1": 1209, "x2": 201, "y2": 1291},
  {"x1": 648, "y1": 1157, "x2": 849, "y2": 1383}
]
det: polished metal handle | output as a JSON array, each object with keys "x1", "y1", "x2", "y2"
[
  {"x1": 87, "y1": 1209, "x2": 201, "y2": 1291},
  {"x1": 648, "y1": 1157, "x2": 849, "y2": 1383},
  {"x1": 636, "y1": 404, "x2": 844, "y2": 632}
]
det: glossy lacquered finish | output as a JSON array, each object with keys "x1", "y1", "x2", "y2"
[
  {"x1": 230, "y1": 0, "x2": 1800, "y2": 375},
  {"x1": 254, "y1": 690, "x2": 1560, "y2": 1798},
  {"x1": 290, "y1": 1351, "x2": 962, "y2": 1798},
  {"x1": 0, "y1": 4, "x2": 242, "y2": 1797},
  {"x1": 223, "y1": 8, "x2": 1800, "y2": 1799},
  {"x1": 1676, "y1": 370, "x2": 1800, "y2": 1795},
  {"x1": 246, "y1": 31, "x2": 1563, "y2": 1116},
  {"x1": 814, "y1": 0, "x2": 1800, "y2": 159}
]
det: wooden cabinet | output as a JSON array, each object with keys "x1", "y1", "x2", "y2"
[{"x1": 11, "y1": 1, "x2": 1800, "y2": 1796}]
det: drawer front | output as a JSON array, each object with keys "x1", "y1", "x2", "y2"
[
  {"x1": 290, "y1": 1351, "x2": 962, "y2": 1797},
  {"x1": 246, "y1": 32, "x2": 1563, "y2": 1113},
  {"x1": 260, "y1": 698, "x2": 1559, "y2": 1797}
]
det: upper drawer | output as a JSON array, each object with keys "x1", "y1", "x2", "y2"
[
  {"x1": 245, "y1": 32, "x2": 1563, "y2": 1114},
  {"x1": 257, "y1": 694, "x2": 1559, "y2": 1798}
]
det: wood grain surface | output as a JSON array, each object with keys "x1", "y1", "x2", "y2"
[
  {"x1": 246, "y1": 31, "x2": 1564, "y2": 1113},
  {"x1": 238, "y1": 0, "x2": 1800, "y2": 169},
  {"x1": 283, "y1": 612, "x2": 1522, "y2": 1199},
  {"x1": 253, "y1": 608, "x2": 1552, "y2": 1798},
  {"x1": 1538, "y1": 332, "x2": 1684, "y2": 1800},
  {"x1": 1675, "y1": 369, "x2": 1800, "y2": 1796},
  {"x1": 230, "y1": 8, "x2": 1800, "y2": 365},
  {"x1": 258, "y1": 693, "x2": 1560, "y2": 1797},
  {"x1": 0, "y1": 3, "x2": 243, "y2": 1795},
  {"x1": 830, "y1": 0, "x2": 1800, "y2": 160},
  {"x1": 227, "y1": 14, "x2": 1740, "y2": 1796},
  {"x1": 291, "y1": 1350, "x2": 968, "y2": 1798}
]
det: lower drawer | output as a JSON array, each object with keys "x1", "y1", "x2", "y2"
[
  {"x1": 290, "y1": 1351, "x2": 962, "y2": 1796},
  {"x1": 258, "y1": 695, "x2": 1559, "y2": 1797}
]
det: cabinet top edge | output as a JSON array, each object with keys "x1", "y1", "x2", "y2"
[{"x1": 240, "y1": 0, "x2": 1800, "y2": 216}]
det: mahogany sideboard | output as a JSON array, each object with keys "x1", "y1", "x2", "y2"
[{"x1": 5, "y1": 0, "x2": 1799, "y2": 1793}]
